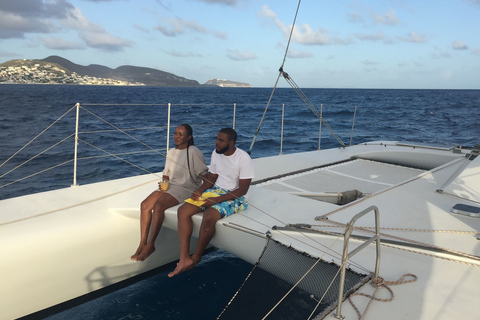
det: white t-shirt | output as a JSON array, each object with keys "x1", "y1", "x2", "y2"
[{"x1": 209, "y1": 147, "x2": 255, "y2": 191}]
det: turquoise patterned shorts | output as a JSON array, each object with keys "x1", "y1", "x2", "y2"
[{"x1": 202, "y1": 186, "x2": 248, "y2": 218}]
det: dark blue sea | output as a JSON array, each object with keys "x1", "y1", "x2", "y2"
[{"x1": 1, "y1": 84, "x2": 479, "y2": 319}]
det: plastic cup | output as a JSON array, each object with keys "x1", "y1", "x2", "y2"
[{"x1": 160, "y1": 180, "x2": 169, "y2": 191}]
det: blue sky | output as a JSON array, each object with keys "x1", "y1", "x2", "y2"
[{"x1": 1, "y1": 0, "x2": 479, "y2": 89}]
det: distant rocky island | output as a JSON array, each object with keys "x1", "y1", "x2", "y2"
[
  {"x1": 0, "y1": 56, "x2": 251, "y2": 87},
  {"x1": 204, "y1": 78, "x2": 251, "y2": 88}
]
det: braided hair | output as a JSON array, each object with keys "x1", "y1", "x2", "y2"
[
  {"x1": 180, "y1": 123, "x2": 196, "y2": 183},
  {"x1": 180, "y1": 123, "x2": 194, "y2": 146}
]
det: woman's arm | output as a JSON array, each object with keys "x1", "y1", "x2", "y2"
[{"x1": 191, "y1": 172, "x2": 218, "y2": 200}]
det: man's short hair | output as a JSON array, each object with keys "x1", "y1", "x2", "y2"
[{"x1": 219, "y1": 127, "x2": 237, "y2": 144}]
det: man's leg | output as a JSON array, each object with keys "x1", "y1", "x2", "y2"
[
  {"x1": 131, "y1": 190, "x2": 162, "y2": 261},
  {"x1": 136, "y1": 192, "x2": 179, "y2": 261},
  {"x1": 168, "y1": 203, "x2": 202, "y2": 277},
  {"x1": 190, "y1": 207, "x2": 222, "y2": 265}
]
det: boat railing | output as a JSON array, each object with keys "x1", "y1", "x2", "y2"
[
  {"x1": 1, "y1": 101, "x2": 357, "y2": 200},
  {"x1": 333, "y1": 205, "x2": 380, "y2": 319},
  {"x1": 71, "y1": 102, "x2": 356, "y2": 186},
  {"x1": 71, "y1": 102, "x2": 293, "y2": 186}
]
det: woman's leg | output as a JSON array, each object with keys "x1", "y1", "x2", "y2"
[
  {"x1": 131, "y1": 190, "x2": 163, "y2": 261},
  {"x1": 135, "y1": 192, "x2": 179, "y2": 261}
]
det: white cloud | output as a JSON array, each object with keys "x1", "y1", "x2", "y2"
[
  {"x1": 0, "y1": 10, "x2": 57, "y2": 38},
  {"x1": 191, "y1": 0, "x2": 239, "y2": 5},
  {"x1": 355, "y1": 31, "x2": 386, "y2": 42},
  {"x1": 62, "y1": 7, "x2": 132, "y2": 51},
  {"x1": 133, "y1": 24, "x2": 150, "y2": 33},
  {"x1": 213, "y1": 31, "x2": 227, "y2": 39},
  {"x1": 79, "y1": 32, "x2": 132, "y2": 51},
  {"x1": 40, "y1": 37, "x2": 85, "y2": 50},
  {"x1": 291, "y1": 24, "x2": 330, "y2": 45},
  {"x1": 0, "y1": 2, "x2": 132, "y2": 51},
  {"x1": 227, "y1": 49, "x2": 256, "y2": 61},
  {"x1": 371, "y1": 9, "x2": 400, "y2": 26},
  {"x1": 164, "y1": 50, "x2": 202, "y2": 58},
  {"x1": 348, "y1": 13, "x2": 365, "y2": 23},
  {"x1": 287, "y1": 49, "x2": 313, "y2": 59},
  {"x1": 397, "y1": 31, "x2": 427, "y2": 44},
  {"x1": 155, "y1": 17, "x2": 225, "y2": 39},
  {"x1": 260, "y1": 5, "x2": 337, "y2": 46},
  {"x1": 361, "y1": 60, "x2": 378, "y2": 66},
  {"x1": 472, "y1": 48, "x2": 480, "y2": 56},
  {"x1": 452, "y1": 40, "x2": 468, "y2": 50}
]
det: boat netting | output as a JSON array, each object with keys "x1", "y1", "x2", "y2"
[{"x1": 217, "y1": 237, "x2": 369, "y2": 320}]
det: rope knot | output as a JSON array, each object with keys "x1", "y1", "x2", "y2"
[{"x1": 371, "y1": 276, "x2": 385, "y2": 287}]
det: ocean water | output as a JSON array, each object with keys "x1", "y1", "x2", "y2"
[{"x1": 1, "y1": 85, "x2": 479, "y2": 319}]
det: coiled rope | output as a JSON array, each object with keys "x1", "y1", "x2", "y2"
[{"x1": 348, "y1": 274, "x2": 418, "y2": 320}]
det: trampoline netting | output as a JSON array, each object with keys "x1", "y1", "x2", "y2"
[{"x1": 218, "y1": 237, "x2": 369, "y2": 320}]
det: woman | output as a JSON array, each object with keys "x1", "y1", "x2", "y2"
[{"x1": 131, "y1": 124, "x2": 208, "y2": 262}]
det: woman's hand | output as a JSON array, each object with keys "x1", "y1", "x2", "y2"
[{"x1": 191, "y1": 190, "x2": 202, "y2": 200}]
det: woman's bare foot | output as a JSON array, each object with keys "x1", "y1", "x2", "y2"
[
  {"x1": 130, "y1": 244, "x2": 145, "y2": 261},
  {"x1": 136, "y1": 244, "x2": 156, "y2": 262}
]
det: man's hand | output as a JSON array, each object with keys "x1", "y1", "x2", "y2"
[{"x1": 202, "y1": 197, "x2": 218, "y2": 208}]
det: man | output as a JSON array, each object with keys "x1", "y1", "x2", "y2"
[{"x1": 168, "y1": 128, "x2": 254, "y2": 277}]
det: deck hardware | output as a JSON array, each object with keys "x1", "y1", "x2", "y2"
[
  {"x1": 72, "y1": 103, "x2": 80, "y2": 187},
  {"x1": 333, "y1": 205, "x2": 381, "y2": 319}
]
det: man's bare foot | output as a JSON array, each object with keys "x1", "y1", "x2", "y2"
[
  {"x1": 191, "y1": 254, "x2": 201, "y2": 266},
  {"x1": 168, "y1": 256, "x2": 196, "y2": 277},
  {"x1": 130, "y1": 245, "x2": 145, "y2": 261},
  {"x1": 136, "y1": 245, "x2": 156, "y2": 262}
]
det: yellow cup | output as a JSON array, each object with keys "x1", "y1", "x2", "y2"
[{"x1": 160, "y1": 180, "x2": 169, "y2": 191}]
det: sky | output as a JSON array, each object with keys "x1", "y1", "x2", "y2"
[{"x1": 1, "y1": 0, "x2": 480, "y2": 89}]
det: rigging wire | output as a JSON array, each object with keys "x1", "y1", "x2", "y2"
[
  {"x1": 0, "y1": 134, "x2": 74, "y2": 180},
  {"x1": 248, "y1": 0, "x2": 346, "y2": 154},
  {"x1": 281, "y1": 70, "x2": 345, "y2": 147},
  {"x1": 0, "y1": 105, "x2": 77, "y2": 169},
  {"x1": 247, "y1": 0, "x2": 303, "y2": 155}
]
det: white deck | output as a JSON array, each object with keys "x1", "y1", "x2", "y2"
[
  {"x1": 208, "y1": 142, "x2": 480, "y2": 319},
  {"x1": 1, "y1": 141, "x2": 480, "y2": 319}
]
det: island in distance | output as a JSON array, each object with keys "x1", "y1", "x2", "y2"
[{"x1": 0, "y1": 55, "x2": 251, "y2": 87}]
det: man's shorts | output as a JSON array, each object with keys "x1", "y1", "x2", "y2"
[{"x1": 202, "y1": 186, "x2": 248, "y2": 218}]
